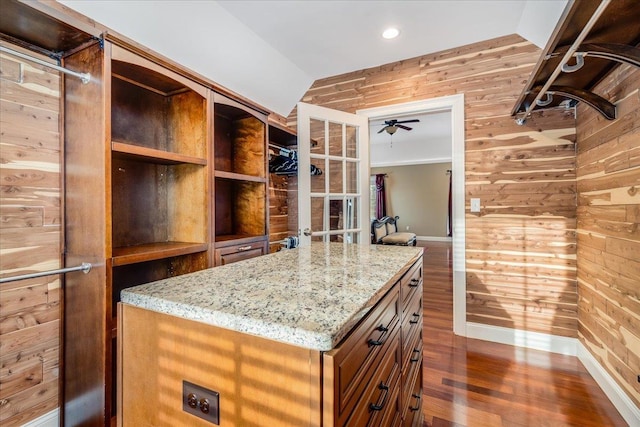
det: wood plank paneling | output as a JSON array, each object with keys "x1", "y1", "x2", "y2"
[
  {"x1": 289, "y1": 34, "x2": 578, "y2": 339},
  {"x1": 0, "y1": 45, "x2": 62, "y2": 427},
  {"x1": 576, "y1": 60, "x2": 640, "y2": 409}
]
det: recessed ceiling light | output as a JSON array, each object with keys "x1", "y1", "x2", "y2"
[{"x1": 382, "y1": 27, "x2": 400, "y2": 39}]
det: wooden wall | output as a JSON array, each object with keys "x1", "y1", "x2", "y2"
[
  {"x1": 288, "y1": 34, "x2": 578, "y2": 338},
  {"x1": 0, "y1": 44, "x2": 62, "y2": 426},
  {"x1": 576, "y1": 62, "x2": 640, "y2": 408}
]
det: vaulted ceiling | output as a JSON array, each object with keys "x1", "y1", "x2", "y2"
[{"x1": 60, "y1": 0, "x2": 567, "y2": 117}]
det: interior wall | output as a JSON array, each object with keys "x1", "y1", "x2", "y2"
[
  {"x1": 0, "y1": 45, "x2": 62, "y2": 426},
  {"x1": 576, "y1": 62, "x2": 640, "y2": 408},
  {"x1": 288, "y1": 34, "x2": 578, "y2": 339},
  {"x1": 371, "y1": 163, "x2": 451, "y2": 238}
]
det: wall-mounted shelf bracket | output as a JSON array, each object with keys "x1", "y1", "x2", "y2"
[{"x1": 512, "y1": 0, "x2": 640, "y2": 126}]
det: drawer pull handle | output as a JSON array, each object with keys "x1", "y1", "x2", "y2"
[
  {"x1": 410, "y1": 348, "x2": 421, "y2": 363},
  {"x1": 375, "y1": 324, "x2": 388, "y2": 332},
  {"x1": 409, "y1": 312, "x2": 421, "y2": 324},
  {"x1": 369, "y1": 382, "x2": 390, "y2": 411},
  {"x1": 409, "y1": 278, "x2": 420, "y2": 287},
  {"x1": 409, "y1": 393, "x2": 421, "y2": 411},
  {"x1": 368, "y1": 338, "x2": 383, "y2": 347},
  {"x1": 237, "y1": 245, "x2": 252, "y2": 252}
]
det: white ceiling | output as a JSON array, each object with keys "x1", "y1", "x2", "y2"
[
  {"x1": 60, "y1": 0, "x2": 567, "y2": 117},
  {"x1": 370, "y1": 111, "x2": 452, "y2": 167}
]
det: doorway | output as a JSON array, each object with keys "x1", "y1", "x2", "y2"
[{"x1": 357, "y1": 95, "x2": 466, "y2": 336}]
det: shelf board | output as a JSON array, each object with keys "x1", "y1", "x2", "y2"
[
  {"x1": 112, "y1": 241, "x2": 209, "y2": 266},
  {"x1": 214, "y1": 170, "x2": 266, "y2": 183},
  {"x1": 214, "y1": 234, "x2": 267, "y2": 247},
  {"x1": 112, "y1": 141, "x2": 207, "y2": 165}
]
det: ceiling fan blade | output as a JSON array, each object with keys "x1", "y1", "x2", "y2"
[
  {"x1": 396, "y1": 124, "x2": 412, "y2": 131},
  {"x1": 396, "y1": 119, "x2": 420, "y2": 124},
  {"x1": 377, "y1": 127, "x2": 387, "y2": 134}
]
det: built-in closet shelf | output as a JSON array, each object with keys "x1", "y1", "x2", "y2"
[
  {"x1": 112, "y1": 242, "x2": 209, "y2": 266},
  {"x1": 214, "y1": 170, "x2": 267, "y2": 183},
  {"x1": 112, "y1": 141, "x2": 207, "y2": 165}
]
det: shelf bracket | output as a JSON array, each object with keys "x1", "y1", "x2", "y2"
[
  {"x1": 554, "y1": 43, "x2": 640, "y2": 69},
  {"x1": 533, "y1": 85, "x2": 617, "y2": 120}
]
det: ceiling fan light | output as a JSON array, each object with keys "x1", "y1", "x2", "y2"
[
  {"x1": 382, "y1": 27, "x2": 400, "y2": 39},
  {"x1": 386, "y1": 125, "x2": 398, "y2": 134}
]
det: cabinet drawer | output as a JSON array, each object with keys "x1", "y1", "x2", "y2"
[
  {"x1": 214, "y1": 241, "x2": 266, "y2": 265},
  {"x1": 401, "y1": 336, "x2": 422, "y2": 419},
  {"x1": 401, "y1": 294, "x2": 422, "y2": 368},
  {"x1": 402, "y1": 364, "x2": 423, "y2": 427},
  {"x1": 343, "y1": 329, "x2": 401, "y2": 427},
  {"x1": 400, "y1": 259, "x2": 422, "y2": 311},
  {"x1": 325, "y1": 285, "x2": 400, "y2": 422}
]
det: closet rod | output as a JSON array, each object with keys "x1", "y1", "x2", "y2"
[
  {"x1": 515, "y1": 0, "x2": 611, "y2": 124},
  {"x1": 0, "y1": 262, "x2": 92, "y2": 284},
  {"x1": 0, "y1": 45, "x2": 91, "y2": 84},
  {"x1": 269, "y1": 143, "x2": 294, "y2": 154}
]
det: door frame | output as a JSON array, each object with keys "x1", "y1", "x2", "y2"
[{"x1": 357, "y1": 94, "x2": 466, "y2": 337}]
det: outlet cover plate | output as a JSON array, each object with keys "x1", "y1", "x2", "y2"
[{"x1": 183, "y1": 380, "x2": 220, "y2": 425}]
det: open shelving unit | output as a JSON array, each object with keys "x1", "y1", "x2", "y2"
[{"x1": 213, "y1": 94, "x2": 269, "y2": 264}]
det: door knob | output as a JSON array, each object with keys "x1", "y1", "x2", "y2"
[{"x1": 303, "y1": 228, "x2": 313, "y2": 236}]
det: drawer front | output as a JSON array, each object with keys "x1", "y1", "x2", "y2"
[
  {"x1": 329, "y1": 285, "x2": 400, "y2": 419},
  {"x1": 401, "y1": 337, "x2": 422, "y2": 419},
  {"x1": 343, "y1": 329, "x2": 401, "y2": 427},
  {"x1": 402, "y1": 364, "x2": 423, "y2": 427},
  {"x1": 400, "y1": 258, "x2": 422, "y2": 311},
  {"x1": 401, "y1": 294, "x2": 422, "y2": 367},
  {"x1": 215, "y1": 242, "x2": 266, "y2": 265}
]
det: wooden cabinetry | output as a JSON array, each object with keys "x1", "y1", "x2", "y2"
[
  {"x1": 322, "y1": 258, "x2": 423, "y2": 426},
  {"x1": 64, "y1": 41, "x2": 211, "y2": 425},
  {"x1": 119, "y1": 256, "x2": 423, "y2": 426},
  {"x1": 213, "y1": 94, "x2": 268, "y2": 264}
]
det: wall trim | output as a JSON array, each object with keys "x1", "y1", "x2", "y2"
[
  {"x1": 416, "y1": 236, "x2": 452, "y2": 242},
  {"x1": 465, "y1": 322, "x2": 577, "y2": 356},
  {"x1": 21, "y1": 408, "x2": 59, "y2": 427},
  {"x1": 578, "y1": 343, "x2": 640, "y2": 426},
  {"x1": 357, "y1": 94, "x2": 466, "y2": 336}
]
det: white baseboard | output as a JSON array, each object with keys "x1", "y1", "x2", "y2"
[
  {"x1": 465, "y1": 322, "x2": 639, "y2": 426},
  {"x1": 578, "y1": 343, "x2": 640, "y2": 427},
  {"x1": 21, "y1": 408, "x2": 59, "y2": 427},
  {"x1": 416, "y1": 236, "x2": 452, "y2": 242},
  {"x1": 465, "y1": 322, "x2": 578, "y2": 356}
]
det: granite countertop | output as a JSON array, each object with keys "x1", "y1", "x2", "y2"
[{"x1": 121, "y1": 242, "x2": 422, "y2": 351}]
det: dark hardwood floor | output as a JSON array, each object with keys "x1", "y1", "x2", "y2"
[{"x1": 418, "y1": 241, "x2": 628, "y2": 427}]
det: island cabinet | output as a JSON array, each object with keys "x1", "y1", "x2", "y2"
[{"x1": 118, "y1": 244, "x2": 423, "y2": 427}]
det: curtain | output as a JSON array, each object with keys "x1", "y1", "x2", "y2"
[
  {"x1": 375, "y1": 174, "x2": 387, "y2": 219},
  {"x1": 447, "y1": 170, "x2": 453, "y2": 237}
]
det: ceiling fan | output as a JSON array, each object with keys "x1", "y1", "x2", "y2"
[{"x1": 378, "y1": 118, "x2": 420, "y2": 134}]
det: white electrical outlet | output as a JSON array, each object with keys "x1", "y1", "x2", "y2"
[
  {"x1": 406, "y1": 226, "x2": 410, "y2": 231},
  {"x1": 470, "y1": 198, "x2": 481, "y2": 213}
]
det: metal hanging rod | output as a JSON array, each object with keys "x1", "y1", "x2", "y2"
[
  {"x1": 0, "y1": 263, "x2": 92, "y2": 284},
  {"x1": 269, "y1": 143, "x2": 295, "y2": 154},
  {"x1": 515, "y1": 0, "x2": 611, "y2": 125},
  {"x1": 0, "y1": 45, "x2": 91, "y2": 84}
]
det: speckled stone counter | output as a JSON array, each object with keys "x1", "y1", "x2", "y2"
[{"x1": 121, "y1": 242, "x2": 422, "y2": 351}]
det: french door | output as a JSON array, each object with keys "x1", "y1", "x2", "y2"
[{"x1": 296, "y1": 102, "x2": 370, "y2": 246}]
